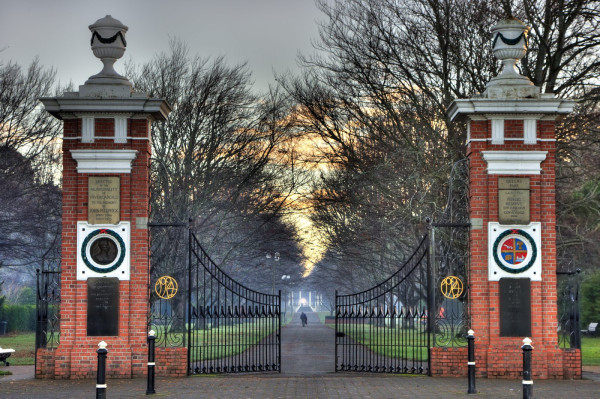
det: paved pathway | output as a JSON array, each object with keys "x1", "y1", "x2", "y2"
[
  {"x1": 1, "y1": 311, "x2": 599, "y2": 398},
  {"x1": 281, "y1": 310, "x2": 334, "y2": 375}
]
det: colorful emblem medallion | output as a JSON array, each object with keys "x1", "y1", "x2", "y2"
[{"x1": 493, "y1": 229, "x2": 537, "y2": 274}]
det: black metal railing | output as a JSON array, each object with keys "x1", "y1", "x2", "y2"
[
  {"x1": 188, "y1": 232, "x2": 281, "y2": 374},
  {"x1": 335, "y1": 234, "x2": 431, "y2": 374}
]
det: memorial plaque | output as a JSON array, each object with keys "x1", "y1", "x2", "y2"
[
  {"x1": 499, "y1": 278, "x2": 531, "y2": 337},
  {"x1": 498, "y1": 177, "x2": 530, "y2": 225},
  {"x1": 88, "y1": 176, "x2": 120, "y2": 224},
  {"x1": 87, "y1": 277, "x2": 119, "y2": 336},
  {"x1": 498, "y1": 177, "x2": 530, "y2": 190}
]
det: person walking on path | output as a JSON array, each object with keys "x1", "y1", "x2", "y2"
[{"x1": 300, "y1": 312, "x2": 308, "y2": 327}]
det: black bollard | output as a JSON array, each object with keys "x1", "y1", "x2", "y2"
[
  {"x1": 522, "y1": 337, "x2": 533, "y2": 399},
  {"x1": 146, "y1": 329, "x2": 156, "y2": 395},
  {"x1": 467, "y1": 329, "x2": 476, "y2": 394},
  {"x1": 96, "y1": 341, "x2": 108, "y2": 399}
]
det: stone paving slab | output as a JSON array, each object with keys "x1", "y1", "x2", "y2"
[{"x1": 1, "y1": 373, "x2": 599, "y2": 399}]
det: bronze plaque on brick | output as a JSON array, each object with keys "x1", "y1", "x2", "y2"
[
  {"x1": 498, "y1": 177, "x2": 529, "y2": 225},
  {"x1": 87, "y1": 277, "x2": 119, "y2": 336},
  {"x1": 499, "y1": 278, "x2": 531, "y2": 337},
  {"x1": 88, "y1": 176, "x2": 120, "y2": 224}
]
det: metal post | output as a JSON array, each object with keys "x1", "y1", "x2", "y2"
[
  {"x1": 522, "y1": 337, "x2": 533, "y2": 399},
  {"x1": 96, "y1": 341, "x2": 108, "y2": 399},
  {"x1": 425, "y1": 229, "x2": 433, "y2": 376},
  {"x1": 278, "y1": 290, "x2": 282, "y2": 373},
  {"x1": 187, "y1": 221, "x2": 192, "y2": 375},
  {"x1": 334, "y1": 290, "x2": 338, "y2": 372},
  {"x1": 467, "y1": 329, "x2": 476, "y2": 394},
  {"x1": 146, "y1": 330, "x2": 156, "y2": 395}
]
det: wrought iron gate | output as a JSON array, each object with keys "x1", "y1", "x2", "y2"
[
  {"x1": 430, "y1": 159, "x2": 471, "y2": 348},
  {"x1": 557, "y1": 269, "x2": 582, "y2": 349},
  {"x1": 188, "y1": 232, "x2": 281, "y2": 374},
  {"x1": 148, "y1": 224, "x2": 281, "y2": 375},
  {"x1": 35, "y1": 257, "x2": 61, "y2": 373},
  {"x1": 335, "y1": 234, "x2": 431, "y2": 374}
]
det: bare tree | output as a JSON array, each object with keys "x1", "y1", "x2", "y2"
[
  {"x1": 286, "y1": 0, "x2": 600, "y2": 288},
  {"x1": 127, "y1": 40, "x2": 306, "y2": 289},
  {"x1": 0, "y1": 59, "x2": 62, "y2": 282}
]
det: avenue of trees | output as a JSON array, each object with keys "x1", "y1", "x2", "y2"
[
  {"x1": 293, "y1": 0, "x2": 600, "y2": 311},
  {"x1": 1, "y1": 0, "x2": 600, "y2": 324}
]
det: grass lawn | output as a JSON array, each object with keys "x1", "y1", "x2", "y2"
[
  {"x1": 150, "y1": 320, "x2": 280, "y2": 361},
  {"x1": 0, "y1": 332, "x2": 36, "y2": 366},
  {"x1": 336, "y1": 324, "x2": 430, "y2": 360},
  {"x1": 315, "y1": 312, "x2": 331, "y2": 324},
  {"x1": 582, "y1": 337, "x2": 600, "y2": 366},
  {"x1": 188, "y1": 323, "x2": 278, "y2": 361}
]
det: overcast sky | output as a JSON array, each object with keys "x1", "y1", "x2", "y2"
[{"x1": 0, "y1": 0, "x2": 323, "y2": 92}]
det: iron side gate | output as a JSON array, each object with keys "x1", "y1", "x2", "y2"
[
  {"x1": 335, "y1": 234, "x2": 431, "y2": 374},
  {"x1": 188, "y1": 232, "x2": 281, "y2": 374}
]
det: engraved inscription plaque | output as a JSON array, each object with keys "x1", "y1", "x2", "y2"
[
  {"x1": 498, "y1": 177, "x2": 530, "y2": 225},
  {"x1": 499, "y1": 278, "x2": 531, "y2": 337},
  {"x1": 498, "y1": 178, "x2": 530, "y2": 190},
  {"x1": 87, "y1": 277, "x2": 119, "y2": 336},
  {"x1": 88, "y1": 176, "x2": 120, "y2": 224}
]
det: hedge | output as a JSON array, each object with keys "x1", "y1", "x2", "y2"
[{"x1": 0, "y1": 304, "x2": 36, "y2": 332}]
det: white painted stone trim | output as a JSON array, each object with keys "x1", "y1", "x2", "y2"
[
  {"x1": 40, "y1": 96, "x2": 171, "y2": 121},
  {"x1": 75, "y1": 112, "x2": 133, "y2": 118},
  {"x1": 82, "y1": 117, "x2": 95, "y2": 143},
  {"x1": 523, "y1": 119, "x2": 537, "y2": 144},
  {"x1": 114, "y1": 116, "x2": 128, "y2": 143},
  {"x1": 448, "y1": 98, "x2": 576, "y2": 121},
  {"x1": 63, "y1": 136, "x2": 149, "y2": 141},
  {"x1": 71, "y1": 149, "x2": 137, "y2": 174},
  {"x1": 467, "y1": 137, "x2": 555, "y2": 145},
  {"x1": 482, "y1": 151, "x2": 547, "y2": 175},
  {"x1": 467, "y1": 138, "x2": 488, "y2": 143},
  {"x1": 491, "y1": 119, "x2": 504, "y2": 144},
  {"x1": 467, "y1": 123, "x2": 471, "y2": 142}
]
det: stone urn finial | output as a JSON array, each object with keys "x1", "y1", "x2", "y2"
[
  {"x1": 485, "y1": 18, "x2": 539, "y2": 98},
  {"x1": 85, "y1": 15, "x2": 132, "y2": 87}
]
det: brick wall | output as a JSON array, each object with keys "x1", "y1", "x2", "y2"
[
  {"x1": 562, "y1": 349, "x2": 582, "y2": 379},
  {"x1": 37, "y1": 116, "x2": 154, "y2": 379},
  {"x1": 155, "y1": 347, "x2": 188, "y2": 377},
  {"x1": 459, "y1": 117, "x2": 579, "y2": 379},
  {"x1": 430, "y1": 347, "x2": 468, "y2": 376}
]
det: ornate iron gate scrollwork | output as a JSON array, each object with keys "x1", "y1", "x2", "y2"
[
  {"x1": 557, "y1": 269, "x2": 581, "y2": 349},
  {"x1": 188, "y1": 232, "x2": 281, "y2": 374},
  {"x1": 335, "y1": 234, "x2": 431, "y2": 374},
  {"x1": 148, "y1": 223, "x2": 188, "y2": 349},
  {"x1": 431, "y1": 159, "x2": 471, "y2": 348},
  {"x1": 35, "y1": 262, "x2": 61, "y2": 351}
]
